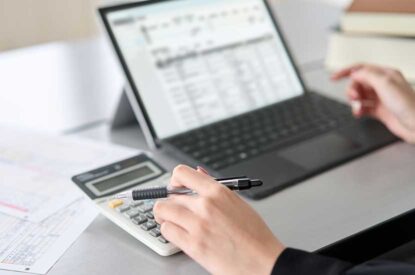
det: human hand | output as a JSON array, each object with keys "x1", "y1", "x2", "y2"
[
  {"x1": 153, "y1": 165, "x2": 285, "y2": 275},
  {"x1": 332, "y1": 64, "x2": 415, "y2": 143}
]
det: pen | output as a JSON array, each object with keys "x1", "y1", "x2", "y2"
[{"x1": 114, "y1": 177, "x2": 263, "y2": 201}]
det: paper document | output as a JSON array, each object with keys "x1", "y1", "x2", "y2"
[
  {"x1": 0, "y1": 125, "x2": 137, "y2": 221},
  {"x1": 0, "y1": 198, "x2": 96, "y2": 274},
  {"x1": 0, "y1": 125, "x2": 140, "y2": 274},
  {"x1": 0, "y1": 164, "x2": 80, "y2": 222}
]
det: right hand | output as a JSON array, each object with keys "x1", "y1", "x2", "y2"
[
  {"x1": 153, "y1": 165, "x2": 284, "y2": 275},
  {"x1": 332, "y1": 64, "x2": 415, "y2": 143}
]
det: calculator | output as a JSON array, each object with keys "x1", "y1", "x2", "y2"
[{"x1": 71, "y1": 154, "x2": 180, "y2": 256}]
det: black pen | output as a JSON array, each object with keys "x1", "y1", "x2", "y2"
[{"x1": 114, "y1": 177, "x2": 263, "y2": 201}]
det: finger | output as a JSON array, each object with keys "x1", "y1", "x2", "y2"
[
  {"x1": 347, "y1": 82, "x2": 363, "y2": 116},
  {"x1": 348, "y1": 80, "x2": 377, "y2": 101},
  {"x1": 331, "y1": 64, "x2": 364, "y2": 80},
  {"x1": 153, "y1": 196, "x2": 196, "y2": 224},
  {"x1": 196, "y1": 166, "x2": 209, "y2": 175},
  {"x1": 153, "y1": 199, "x2": 198, "y2": 230},
  {"x1": 332, "y1": 63, "x2": 389, "y2": 81},
  {"x1": 168, "y1": 195, "x2": 200, "y2": 213},
  {"x1": 171, "y1": 165, "x2": 217, "y2": 196},
  {"x1": 347, "y1": 82, "x2": 361, "y2": 100},
  {"x1": 350, "y1": 100, "x2": 365, "y2": 117},
  {"x1": 350, "y1": 66, "x2": 389, "y2": 94},
  {"x1": 169, "y1": 166, "x2": 210, "y2": 188},
  {"x1": 160, "y1": 221, "x2": 190, "y2": 249}
]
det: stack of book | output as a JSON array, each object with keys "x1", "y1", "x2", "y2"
[{"x1": 326, "y1": 0, "x2": 415, "y2": 82}]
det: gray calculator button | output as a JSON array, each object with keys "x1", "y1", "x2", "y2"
[
  {"x1": 117, "y1": 205, "x2": 130, "y2": 213},
  {"x1": 158, "y1": 236, "x2": 169, "y2": 244},
  {"x1": 132, "y1": 215, "x2": 147, "y2": 225},
  {"x1": 156, "y1": 223, "x2": 161, "y2": 229},
  {"x1": 130, "y1": 201, "x2": 144, "y2": 208},
  {"x1": 146, "y1": 212, "x2": 154, "y2": 219},
  {"x1": 124, "y1": 209, "x2": 140, "y2": 219},
  {"x1": 149, "y1": 228, "x2": 161, "y2": 237},
  {"x1": 137, "y1": 204, "x2": 153, "y2": 213},
  {"x1": 140, "y1": 220, "x2": 157, "y2": 231}
]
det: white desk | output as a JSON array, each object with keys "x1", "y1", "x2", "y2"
[{"x1": 2, "y1": 1, "x2": 415, "y2": 274}]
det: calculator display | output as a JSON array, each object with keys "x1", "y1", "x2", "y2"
[
  {"x1": 93, "y1": 166, "x2": 154, "y2": 192},
  {"x1": 81, "y1": 160, "x2": 163, "y2": 197},
  {"x1": 72, "y1": 155, "x2": 166, "y2": 199}
]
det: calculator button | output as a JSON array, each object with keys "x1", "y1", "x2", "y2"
[
  {"x1": 141, "y1": 220, "x2": 157, "y2": 231},
  {"x1": 130, "y1": 201, "x2": 144, "y2": 208},
  {"x1": 156, "y1": 224, "x2": 161, "y2": 229},
  {"x1": 149, "y1": 228, "x2": 161, "y2": 237},
  {"x1": 137, "y1": 204, "x2": 153, "y2": 213},
  {"x1": 117, "y1": 205, "x2": 130, "y2": 213},
  {"x1": 146, "y1": 212, "x2": 154, "y2": 219},
  {"x1": 158, "y1": 236, "x2": 169, "y2": 244},
  {"x1": 124, "y1": 209, "x2": 140, "y2": 219},
  {"x1": 108, "y1": 199, "x2": 124, "y2": 209},
  {"x1": 132, "y1": 215, "x2": 147, "y2": 225}
]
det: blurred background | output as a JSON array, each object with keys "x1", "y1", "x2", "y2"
[
  {"x1": 0, "y1": 0, "x2": 361, "y2": 134},
  {"x1": 0, "y1": 0, "x2": 349, "y2": 52},
  {"x1": 0, "y1": 0, "x2": 99, "y2": 51}
]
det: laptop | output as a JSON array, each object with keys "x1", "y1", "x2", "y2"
[{"x1": 99, "y1": 0, "x2": 397, "y2": 200}]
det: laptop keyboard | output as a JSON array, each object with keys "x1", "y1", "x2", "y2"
[{"x1": 168, "y1": 93, "x2": 355, "y2": 170}]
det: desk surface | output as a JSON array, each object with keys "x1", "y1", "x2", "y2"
[{"x1": 3, "y1": 1, "x2": 415, "y2": 274}]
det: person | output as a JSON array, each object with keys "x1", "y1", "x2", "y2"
[{"x1": 153, "y1": 64, "x2": 415, "y2": 275}]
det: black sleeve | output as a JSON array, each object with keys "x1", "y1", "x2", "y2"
[
  {"x1": 271, "y1": 248, "x2": 352, "y2": 275},
  {"x1": 271, "y1": 248, "x2": 415, "y2": 275}
]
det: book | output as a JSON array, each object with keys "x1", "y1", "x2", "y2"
[
  {"x1": 341, "y1": 0, "x2": 415, "y2": 37},
  {"x1": 325, "y1": 31, "x2": 415, "y2": 82}
]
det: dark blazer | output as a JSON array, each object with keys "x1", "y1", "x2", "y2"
[{"x1": 271, "y1": 248, "x2": 415, "y2": 275}]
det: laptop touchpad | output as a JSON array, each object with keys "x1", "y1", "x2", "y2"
[{"x1": 278, "y1": 133, "x2": 362, "y2": 170}]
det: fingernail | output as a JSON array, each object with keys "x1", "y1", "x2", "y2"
[
  {"x1": 196, "y1": 166, "x2": 209, "y2": 175},
  {"x1": 351, "y1": 100, "x2": 362, "y2": 111}
]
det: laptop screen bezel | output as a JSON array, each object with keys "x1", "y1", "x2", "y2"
[{"x1": 99, "y1": 0, "x2": 308, "y2": 147}]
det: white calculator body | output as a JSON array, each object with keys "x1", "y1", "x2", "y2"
[{"x1": 72, "y1": 154, "x2": 181, "y2": 256}]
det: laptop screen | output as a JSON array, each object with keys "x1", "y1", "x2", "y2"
[{"x1": 105, "y1": 0, "x2": 304, "y2": 139}]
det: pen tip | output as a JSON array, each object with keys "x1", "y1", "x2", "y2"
[{"x1": 251, "y1": 180, "x2": 263, "y2": 187}]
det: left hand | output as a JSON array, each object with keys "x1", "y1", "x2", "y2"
[
  {"x1": 332, "y1": 64, "x2": 415, "y2": 143},
  {"x1": 153, "y1": 165, "x2": 285, "y2": 275}
]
